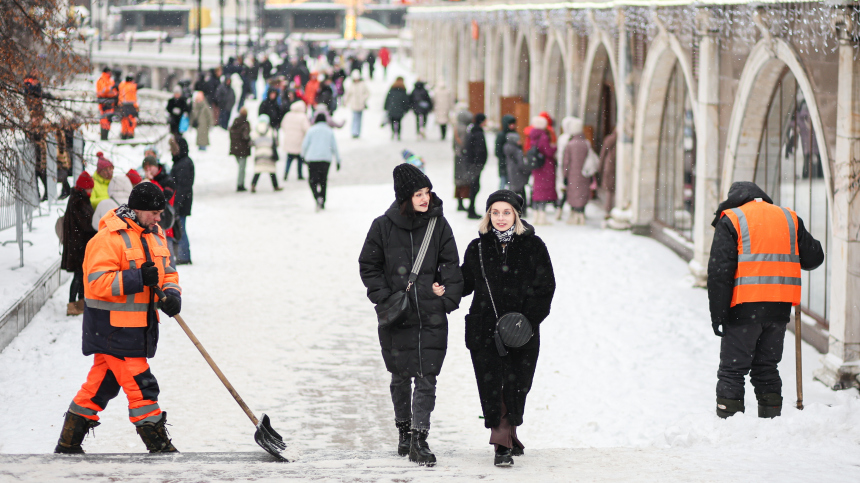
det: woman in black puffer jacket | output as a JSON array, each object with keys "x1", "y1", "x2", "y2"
[
  {"x1": 359, "y1": 164, "x2": 463, "y2": 467},
  {"x1": 460, "y1": 189, "x2": 555, "y2": 467}
]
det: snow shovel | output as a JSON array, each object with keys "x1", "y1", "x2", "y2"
[
  {"x1": 794, "y1": 306, "x2": 804, "y2": 410},
  {"x1": 153, "y1": 286, "x2": 288, "y2": 460}
]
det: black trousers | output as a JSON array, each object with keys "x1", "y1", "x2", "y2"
[
  {"x1": 307, "y1": 161, "x2": 331, "y2": 205},
  {"x1": 251, "y1": 173, "x2": 279, "y2": 189},
  {"x1": 439, "y1": 124, "x2": 447, "y2": 140},
  {"x1": 416, "y1": 113, "x2": 428, "y2": 132},
  {"x1": 717, "y1": 321, "x2": 787, "y2": 400},
  {"x1": 69, "y1": 269, "x2": 84, "y2": 303}
]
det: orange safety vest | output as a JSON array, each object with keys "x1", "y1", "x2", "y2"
[
  {"x1": 721, "y1": 200, "x2": 801, "y2": 307},
  {"x1": 96, "y1": 73, "x2": 117, "y2": 99},
  {"x1": 118, "y1": 81, "x2": 138, "y2": 106},
  {"x1": 84, "y1": 210, "x2": 180, "y2": 328}
]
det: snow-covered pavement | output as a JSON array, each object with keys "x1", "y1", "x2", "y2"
[{"x1": 1, "y1": 60, "x2": 859, "y2": 482}]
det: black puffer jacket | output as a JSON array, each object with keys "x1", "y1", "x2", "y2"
[
  {"x1": 708, "y1": 181, "x2": 824, "y2": 327},
  {"x1": 461, "y1": 221, "x2": 555, "y2": 427},
  {"x1": 464, "y1": 124, "x2": 488, "y2": 184},
  {"x1": 359, "y1": 196, "x2": 464, "y2": 378},
  {"x1": 170, "y1": 137, "x2": 195, "y2": 217}
]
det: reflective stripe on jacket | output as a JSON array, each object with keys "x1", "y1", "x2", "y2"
[
  {"x1": 84, "y1": 209, "x2": 180, "y2": 329},
  {"x1": 721, "y1": 200, "x2": 801, "y2": 307}
]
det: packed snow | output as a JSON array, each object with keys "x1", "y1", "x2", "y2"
[{"x1": 1, "y1": 60, "x2": 859, "y2": 482}]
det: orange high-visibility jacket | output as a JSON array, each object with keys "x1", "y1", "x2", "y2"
[
  {"x1": 84, "y1": 209, "x2": 180, "y2": 328},
  {"x1": 118, "y1": 81, "x2": 138, "y2": 107},
  {"x1": 96, "y1": 73, "x2": 117, "y2": 99},
  {"x1": 721, "y1": 200, "x2": 801, "y2": 307}
]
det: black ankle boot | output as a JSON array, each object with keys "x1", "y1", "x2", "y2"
[
  {"x1": 457, "y1": 199, "x2": 467, "y2": 212},
  {"x1": 395, "y1": 420, "x2": 411, "y2": 456},
  {"x1": 409, "y1": 429, "x2": 436, "y2": 466},
  {"x1": 494, "y1": 445, "x2": 514, "y2": 466},
  {"x1": 716, "y1": 398, "x2": 745, "y2": 419},
  {"x1": 100, "y1": 128, "x2": 109, "y2": 141},
  {"x1": 467, "y1": 196, "x2": 481, "y2": 219},
  {"x1": 135, "y1": 412, "x2": 179, "y2": 453},
  {"x1": 757, "y1": 393, "x2": 782, "y2": 418},
  {"x1": 55, "y1": 411, "x2": 100, "y2": 454}
]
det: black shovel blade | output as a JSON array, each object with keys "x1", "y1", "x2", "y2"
[{"x1": 254, "y1": 414, "x2": 288, "y2": 461}]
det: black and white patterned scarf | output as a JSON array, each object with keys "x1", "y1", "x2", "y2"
[
  {"x1": 491, "y1": 225, "x2": 515, "y2": 245},
  {"x1": 115, "y1": 204, "x2": 138, "y2": 224}
]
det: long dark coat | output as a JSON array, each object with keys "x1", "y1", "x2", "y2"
[
  {"x1": 170, "y1": 137, "x2": 195, "y2": 218},
  {"x1": 229, "y1": 115, "x2": 252, "y2": 157},
  {"x1": 359, "y1": 197, "x2": 464, "y2": 378},
  {"x1": 461, "y1": 222, "x2": 555, "y2": 428},
  {"x1": 384, "y1": 87, "x2": 411, "y2": 120},
  {"x1": 61, "y1": 188, "x2": 97, "y2": 272},
  {"x1": 463, "y1": 124, "x2": 488, "y2": 186}
]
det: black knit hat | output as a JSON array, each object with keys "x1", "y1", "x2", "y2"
[
  {"x1": 128, "y1": 182, "x2": 166, "y2": 211},
  {"x1": 393, "y1": 163, "x2": 432, "y2": 204},
  {"x1": 474, "y1": 113, "x2": 487, "y2": 125},
  {"x1": 486, "y1": 189, "x2": 524, "y2": 214}
]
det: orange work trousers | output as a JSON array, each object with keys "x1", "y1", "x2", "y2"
[
  {"x1": 69, "y1": 354, "x2": 162, "y2": 426},
  {"x1": 99, "y1": 105, "x2": 113, "y2": 131},
  {"x1": 121, "y1": 115, "x2": 137, "y2": 138}
]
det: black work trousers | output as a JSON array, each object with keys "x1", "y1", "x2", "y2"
[
  {"x1": 716, "y1": 320, "x2": 787, "y2": 400},
  {"x1": 307, "y1": 161, "x2": 331, "y2": 205},
  {"x1": 69, "y1": 269, "x2": 84, "y2": 303}
]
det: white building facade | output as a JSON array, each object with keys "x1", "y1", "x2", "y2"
[{"x1": 409, "y1": 0, "x2": 860, "y2": 390}]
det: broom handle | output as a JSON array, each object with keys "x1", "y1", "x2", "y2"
[
  {"x1": 154, "y1": 286, "x2": 260, "y2": 426},
  {"x1": 795, "y1": 305, "x2": 804, "y2": 410}
]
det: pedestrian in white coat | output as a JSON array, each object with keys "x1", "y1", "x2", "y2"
[
  {"x1": 251, "y1": 114, "x2": 282, "y2": 193},
  {"x1": 343, "y1": 70, "x2": 371, "y2": 138},
  {"x1": 433, "y1": 79, "x2": 453, "y2": 140},
  {"x1": 280, "y1": 100, "x2": 311, "y2": 180}
]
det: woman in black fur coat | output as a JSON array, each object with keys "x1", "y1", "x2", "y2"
[{"x1": 460, "y1": 189, "x2": 555, "y2": 467}]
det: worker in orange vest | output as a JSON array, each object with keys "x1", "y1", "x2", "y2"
[
  {"x1": 118, "y1": 76, "x2": 139, "y2": 139},
  {"x1": 708, "y1": 181, "x2": 824, "y2": 419},
  {"x1": 54, "y1": 182, "x2": 182, "y2": 454},
  {"x1": 96, "y1": 67, "x2": 118, "y2": 140}
]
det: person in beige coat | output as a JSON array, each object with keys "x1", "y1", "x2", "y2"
[
  {"x1": 343, "y1": 70, "x2": 371, "y2": 138},
  {"x1": 251, "y1": 114, "x2": 282, "y2": 193},
  {"x1": 432, "y1": 79, "x2": 453, "y2": 140},
  {"x1": 560, "y1": 117, "x2": 593, "y2": 225},
  {"x1": 280, "y1": 100, "x2": 311, "y2": 180},
  {"x1": 190, "y1": 91, "x2": 214, "y2": 150}
]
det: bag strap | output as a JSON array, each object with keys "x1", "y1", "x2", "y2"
[
  {"x1": 406, "y1": 217, "x2": 437, "y2": 292},
  {"x1": 478, "y1": 242, "x2": 499, "y2": 320}
]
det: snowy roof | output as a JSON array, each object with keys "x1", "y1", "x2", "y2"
[
  {"x1": 408, "y1": 0, "x2": 830, "y2": 13},
  {"x1": 116, "y1": 5, "x2": 191, "y2": 12}
]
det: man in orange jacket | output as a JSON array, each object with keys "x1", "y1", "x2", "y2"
[
  {"x1": 55, "y1": 182, "x2": 182, "y2": 454},
  {"x1": 96, "y1": 67, "x2": 118, "y2": 140},
  {"x1": 118, "y1": 76, "x2": 139, "y2": 139},
  {"x1": 708, "y1": 181, "x2": 824, "y2": 419}
]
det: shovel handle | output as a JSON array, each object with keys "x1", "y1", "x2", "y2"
[
  {"x1": 795, "y1": 305, "x2": 804, "y2": 410},
  {"x1": 153, "y1": 286, "x2": 261, "y2": 426}
]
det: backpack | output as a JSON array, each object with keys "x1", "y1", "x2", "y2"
[{"x1": 524, "y1": 146, "x2": 545, "y2": 171}]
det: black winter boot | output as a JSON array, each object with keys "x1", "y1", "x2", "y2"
[
  {"x1": 757, "y1": 393, "x2": 783, "y2": 418},
  {"x1": 55, "y1": 411, "x2": 100, "y2": 454},
  {"x1": 494, "y1": 445, "x2": 514, "y2": 466},
  {"x1": 395, "y1": 420, "x2": 411, "y2": 456},
  {"x1": 408, "y1": 429, "x2": 436, "y2": 466},
  {"x1": 100, "y1": 128, "x2": 109, "y2": 141},
  {"x1": 457, "y1": 198, "x2": 467, "y2": 212},
  {"x1": 135, "y1": 412, "x2": 179, "y2": 453},
  {"x1": 467, "y1": 195, "x2": 482, "y2": 219},
  {"x1": 716, "y1": 398, "x2": 745, "y2": 419}
]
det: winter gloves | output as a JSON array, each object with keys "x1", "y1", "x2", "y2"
[
  {"x1": 159, "y1": 295, "x2": 181, "y2": 317},
  {"x1": 712, "y1": 321, "x2": 724, "y2": 337},
  {"x1": 140, "y1": 261, "x2": 159, "y2": 287}
]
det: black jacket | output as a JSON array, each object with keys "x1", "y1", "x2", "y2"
[
  {"x1": 410, "y1": 83, "x2": 433, "y2": 115},
  {"x1": 259, "y1": 97, "x2": 284, "y2": 129},
  {"x1": 260, "y1": 59, "x2": 273, "y2": 79},
  {"x1": 359, "y1": 196, "x2": 464, "y2": 378},
  {"x1": 708, "y1": 182, "x2": 824, "y2": 327},
  {"x1": 166, "y1": 97, "x2": 189, "y2": 125},
  {"x1": 215, "y1": 83, "x2": 236, "y2": 111},
  {"x1": 461, "y1": 222, "x2": 555, "y2": 427},
  {"x1": 464, "y1": 124, "x2": 489, "y2": 182},
  {"x1": 495, "y1": 114, "x2": 517, "y2": 173},
  {"x1": 170, "y1": 137, "x2": 195, "y2": 217},
  {"x1": 315, "y1": 84, "x2": 337, "y2": 113},
  {"x1": 384, "y1": 87, "x2": 411, "y2": 120},
  {"x1": 61, "y1": 188, "x2": 97, "y2": 272}
]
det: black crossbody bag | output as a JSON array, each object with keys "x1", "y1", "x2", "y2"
[
  {"x1": 376, "y1": 217, "x2": 437, "y2": 329},
  {"x1": 479, "y1": 241, "x2": 533, "y2": 356}
]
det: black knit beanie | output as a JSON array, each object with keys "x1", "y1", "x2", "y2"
[
  {"x1": 474, "y1": 113, "x2": 487, "y2": 125},
  {"x1": 128, "y1": 182, "x2": 166, "y2": 211},
  {"x1": 393, "y1": 163, "x2": 432, "y2": 204},
  {"x1": 486, "y1": 189, "x2": 524, "y2": 214}
]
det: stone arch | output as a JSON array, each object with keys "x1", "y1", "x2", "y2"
[
  {"x1": 486, "y1": 26, "x2": 507, "y2": 123},
  {"x1": 722, "y1": 38, "x2": 833, "y2": 204},
  {"x1": 542, "y1": 29, "x2": 569, "y2": 120},
  {"x1": 580, "y1": 31, "x2": 619, "y2": 153},
  {"x1": 631, "y1": 34, "x2": 700, "y2": 226},
  {"x1": 513, "y1": 31, "x2": 531, "y2": 102}
]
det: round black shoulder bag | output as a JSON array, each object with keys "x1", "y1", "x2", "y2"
[{"x1": 478, "y1": 241, "x2": 533, "y2": 356}]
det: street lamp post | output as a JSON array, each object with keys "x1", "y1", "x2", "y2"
[
  {"x1": 197, "y1": 0, "x2": 202, "y2": 74},
  {"x1": 220, "y1": 0, "x2": 225, "y2": 66}
]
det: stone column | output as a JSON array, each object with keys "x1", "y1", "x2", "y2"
[
  {"x1": 527, "y1": 28, "x2": 543, "y2": 112},
  {"x1": 608, "y1": 8, "x2": 634, "y2": 229},
  {"x1": 814, "y1": 8, "x2": 860, "y2": 390},
  {"x1": 457, "y1": 23, "x2": 471, "y2": 102},
  {"x1": 689, "y1": 7, "x2": 722, "y2": 286}
]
